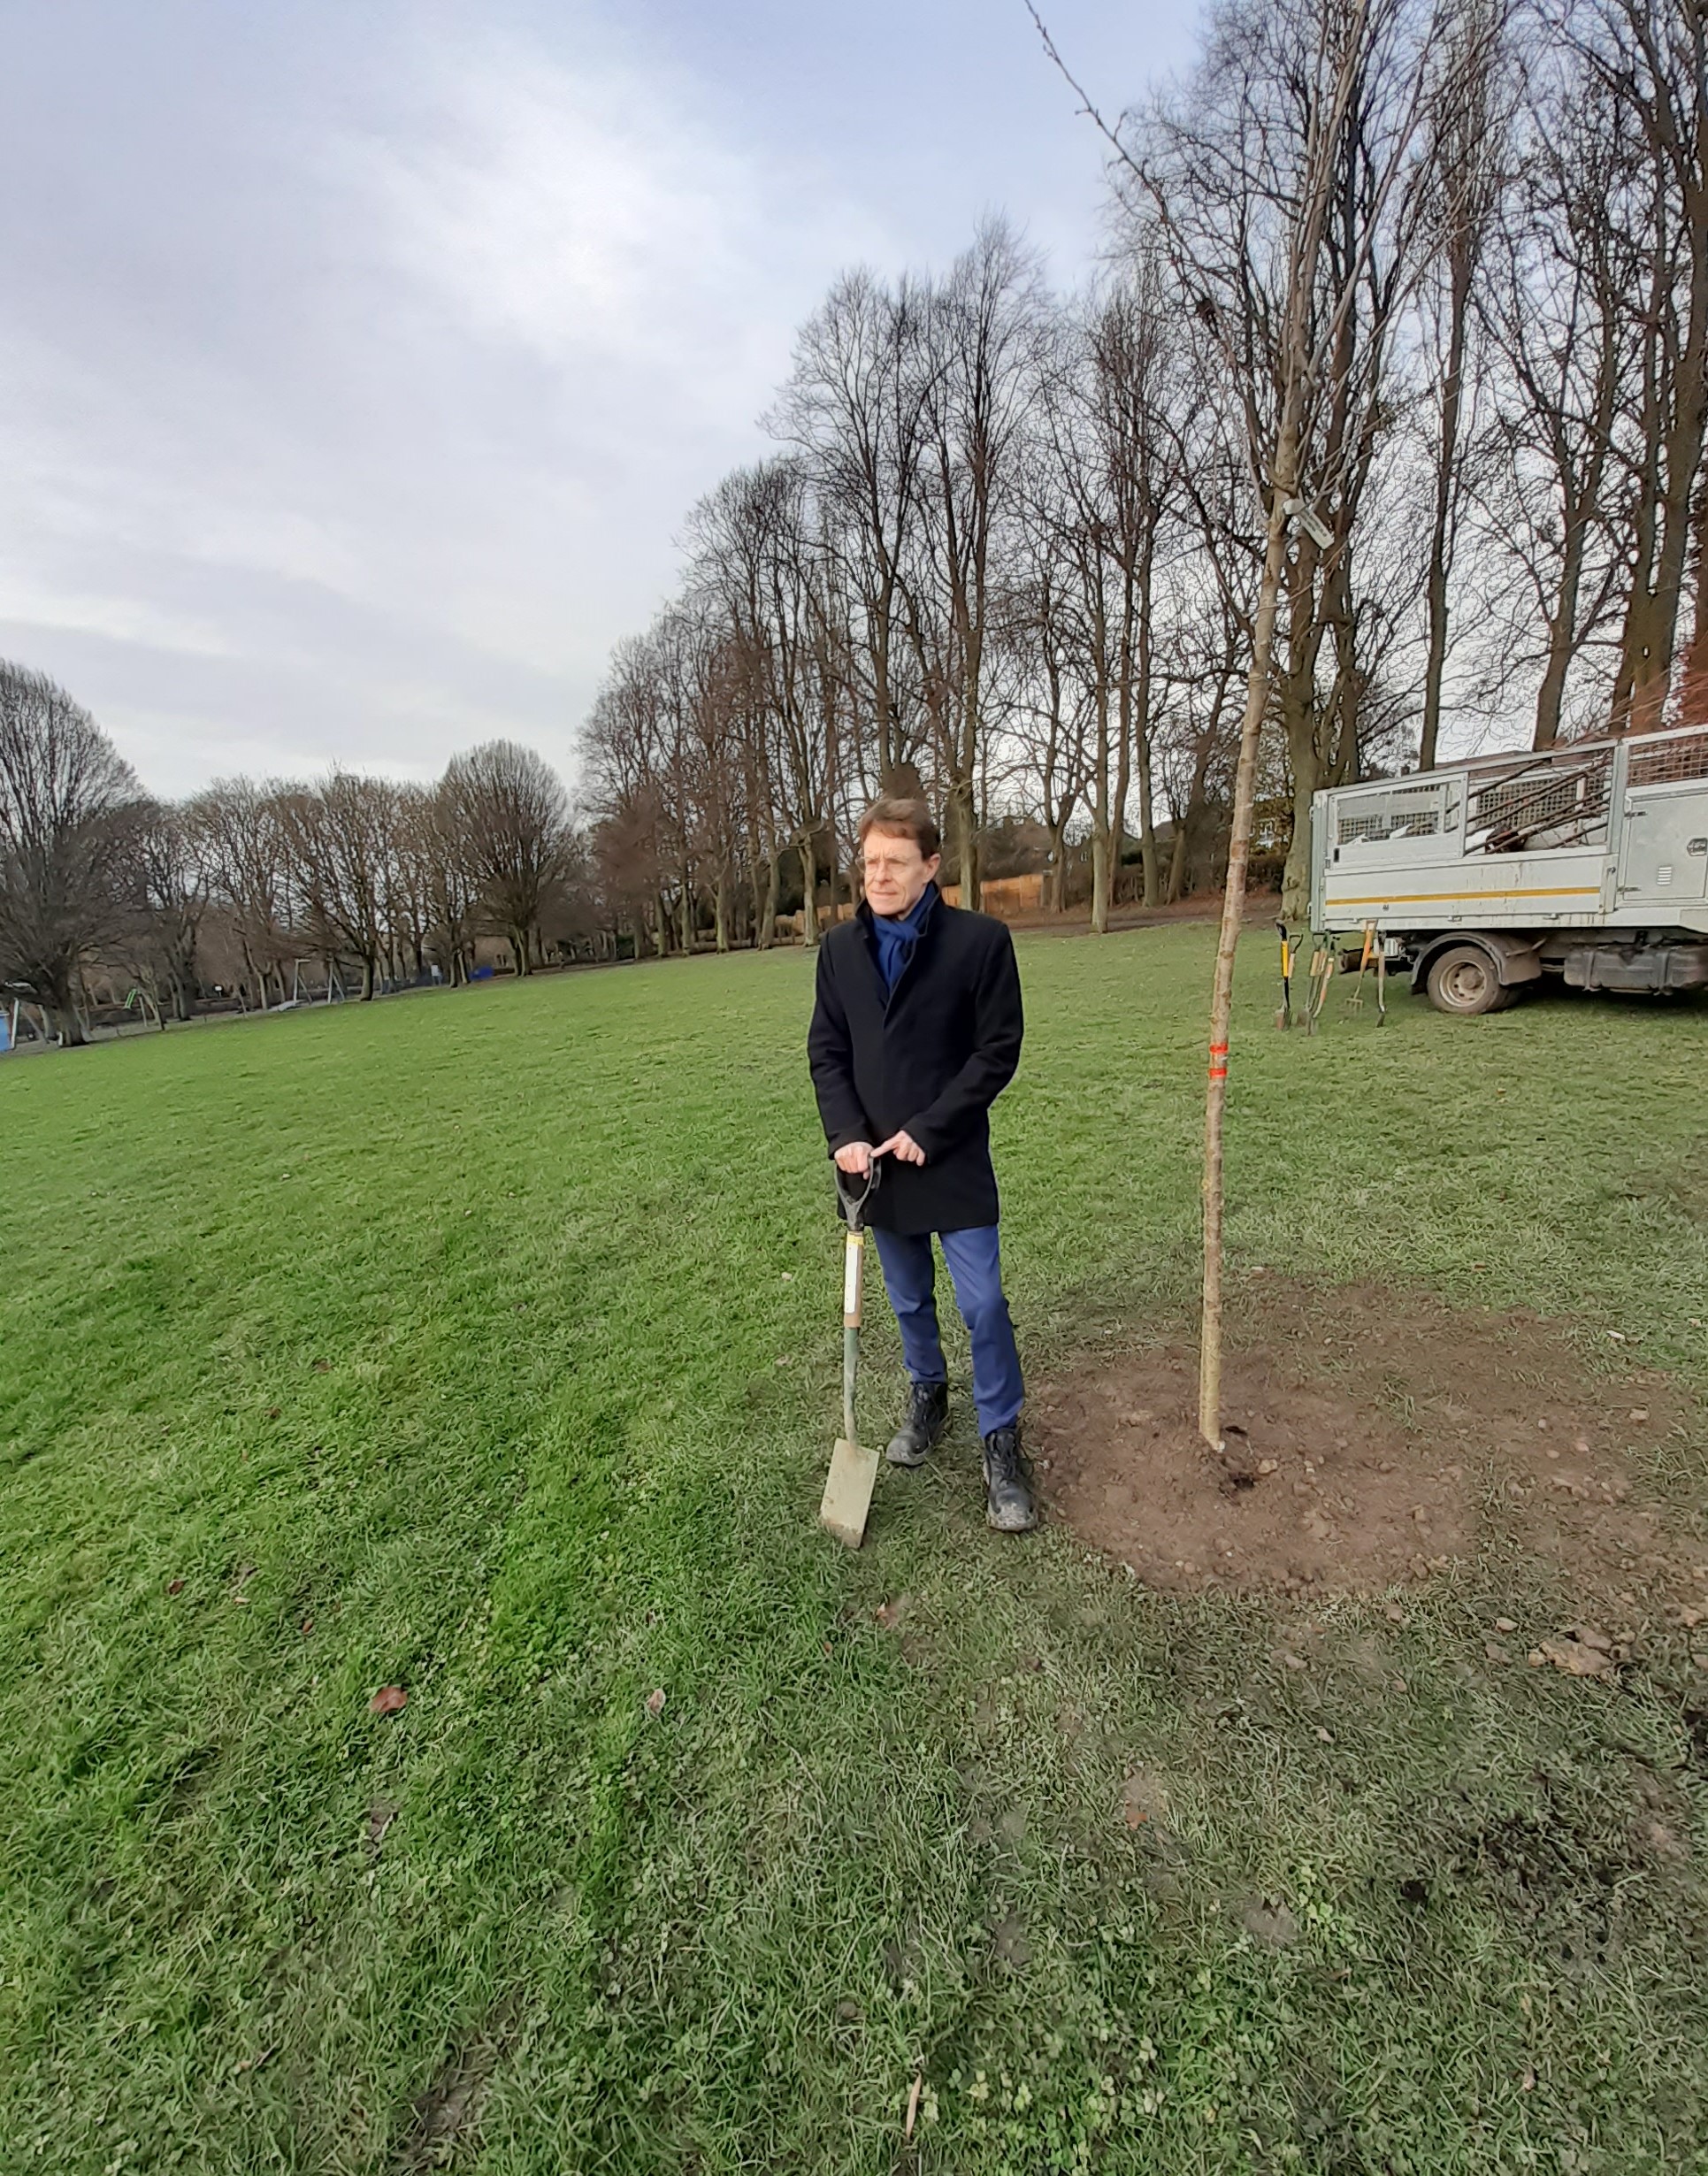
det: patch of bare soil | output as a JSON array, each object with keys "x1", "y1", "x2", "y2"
[
  {"x1": 1033, "y1": 1283, "x2": 1708, "y2": 1608},
  {"x1": 390, "y1": 2005, "x2": 517, "y2": 2173}
]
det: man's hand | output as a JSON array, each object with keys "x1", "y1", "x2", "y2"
[
  {"x1": 834, "y1": 1141, "x2": 874, "y2": 1176},
  {"x1": 875, "y1": 1129, "x2": 926, "y2": 1166}
]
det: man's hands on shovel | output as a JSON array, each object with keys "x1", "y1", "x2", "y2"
[{"x1": 834, "y1": 1131, "x2": 926, "y2": 1176}]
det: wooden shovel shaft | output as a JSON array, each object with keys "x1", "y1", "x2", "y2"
[{"x1": 842, "y1": 1229, "x2": 864, "y2": 1444}]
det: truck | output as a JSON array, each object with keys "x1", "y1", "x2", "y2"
[{"x1": 1308, "y1": 721, "x2": 1708, "y2": 1014}]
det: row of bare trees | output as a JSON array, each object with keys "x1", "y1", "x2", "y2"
[
  {"x1": 579, "y1": 0, "x2": 1708, "y2": 939},
  {"x1": 185, "y1": 745, "x2": 584, "y2": 1010},
  {"x1": 0, "y1": 658, "x2": 585, "y2": 1044}
]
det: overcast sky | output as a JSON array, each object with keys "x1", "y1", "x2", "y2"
[{"x1": 0, "y1": 0, "x2": 1202, "y2": 799}]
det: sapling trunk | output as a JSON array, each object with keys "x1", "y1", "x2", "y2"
[{"x1": 1199, "y1": 486, "x2": 1292, "y2": 1448}]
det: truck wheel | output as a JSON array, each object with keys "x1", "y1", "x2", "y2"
[{"x1": 1426, "y1": 945, "x2": 1514, "y2": 1016}]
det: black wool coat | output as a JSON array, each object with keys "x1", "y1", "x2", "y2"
[{"x1": 807, "y1": 893, "x2": 1024, "y2": 1235}]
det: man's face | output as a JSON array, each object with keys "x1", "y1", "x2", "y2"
[{"x1": 862, "y1": 827, "x2": 940, "y2": 918}]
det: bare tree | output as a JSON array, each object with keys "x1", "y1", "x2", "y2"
[
  {"x1": 188, "y1": 778, "x2": 297, "y2": 1007},
  {"x1": 1476, "y1": 40, "x2": 1640, "y2": 747},
  {"x1": 284, "y1": 772, "x2": 399, "y2": 1000},
  {"x1": 440, "y1": 740, "x2": 571, "y2": 976},
  {"x1": 133, "y1": 800, "x2": 208, "y2": 1022},
  {"x1": 1037, "y1": 272, "x2": 1181, "y2": 928},
  {"x1": 908, "y1": 220, "x2": 1051, "y2": 908},
  {"x1": 1583, "y1": 0, "x2": 1708, "y2": 733},
  {"x1": 1417, "y1": 0, "x2": 1513, "y2": 768},
  {"x1": 774, "y1": 269, "x2": 935, "y2": 779},
  {"x1": 0, "y1": 662, "x2": 143, "y2": 1044},
  {"x1": 1041, "y1": 0, "x2": 1459, "y2": 1439},
  {"x1": 1005, "y1": 504, "x2": 1093, "y2": 908},
  {"x1": 688, "y1": 460, "x2": 833, "y2": 941}
]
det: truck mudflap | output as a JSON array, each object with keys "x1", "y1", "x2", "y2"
[{"x1": 1562, "y1": 943, "x2": 1708, "y2": 993}]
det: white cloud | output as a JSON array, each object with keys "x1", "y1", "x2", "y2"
[
  {"x1": 348, "y1": 34, "x2": 885, "y2": 421},
  {"x1": 0, "y1": 1, "x2": 1190, "y2": 800}
]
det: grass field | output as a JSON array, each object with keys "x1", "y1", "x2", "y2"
[{"x1": 3, "y1": 924, "x2": 1707, "y2": 2175}]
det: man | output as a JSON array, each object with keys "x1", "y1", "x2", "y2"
[{"x1": 807, "y1": 795, "x2": 1034, "y2": 1532}]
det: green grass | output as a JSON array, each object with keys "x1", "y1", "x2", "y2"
[{"x1": 2, "y1": 926, "x2": 1706, "y2": 2174}]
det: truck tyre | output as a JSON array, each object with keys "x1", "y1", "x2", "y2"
[{"x1": 1426, "y1": 944, "x2": 1514, "y2": 1016}]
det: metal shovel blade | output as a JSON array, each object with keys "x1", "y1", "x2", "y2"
[{"x1": 820, "y1": 1437, "x2": 879, "y2": 1550}]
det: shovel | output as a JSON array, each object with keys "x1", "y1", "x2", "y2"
[{"x1": 819, "y1": 1159, "x2": 882, "y2": 1549}]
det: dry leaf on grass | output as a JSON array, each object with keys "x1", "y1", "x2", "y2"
[
  {"x1": 645, "y1": 1688, "x2": 667, "y2": 1715},
  {"x1": 369, "y1": 1685, "x2": 408, "y2": 1715}
]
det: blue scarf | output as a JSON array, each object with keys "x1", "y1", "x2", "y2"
[{"x1": 870, "y1": 883, "x2": 938, "y2": 994}]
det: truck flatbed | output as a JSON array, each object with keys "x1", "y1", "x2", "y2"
[{"x1": 1308, "y1": 724, "x2": 1708, "y2": 1012}]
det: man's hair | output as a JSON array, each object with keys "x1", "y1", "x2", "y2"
[{"x1": 857, "y1": 796, "x2": 940, "y2": 860}]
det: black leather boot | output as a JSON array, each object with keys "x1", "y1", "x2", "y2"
[
  {"x1": 885, "y1": 1381, "x2": 949, "y2": 1467},
  {"x1": 981, "y1": 1426, "x2": 1037, "y2": 1531}
]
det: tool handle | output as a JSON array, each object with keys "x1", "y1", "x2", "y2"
[
  {"x1": 843, "y1": 1322, "x2": 859, "y2": 1445},
  {"x1": 834, "y1": 1157, "x2": 883, "y2": 1230},
  {"x1": 842, "y1": 1227, "x2": 864, "y2": 1326}
]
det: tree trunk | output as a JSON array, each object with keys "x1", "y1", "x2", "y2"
[
  {"x1": 762, "y1": 849, "x2": 782, "y2": 948},
  {"x1": 748, "y1": 857, "x2": 767, "y2": 948},
  {"x1": 1420, "y1": 250, "x2": 1471, "y2": 772},
  {"x1": 1533, "y1": 526, "x2": 1589, "y2": 751},
  {"x1": 798, "y1": 840, "x2": 819, "y2": 946},
  {"x1": 1201, "y1": 487, "x2": 1293, "y2": 1449},
  {"x1": 1089, "y1": 655, "x2": 1114, "y2": 934},
  {"x1": 714, "y1": 869, "x2": 730, "y2": 953},
  {"x1": 950, "y1": 775, "x2": 978, "y2": 913},
  {"x1": 1677, "y1": 471, "x2": 1708, "y2": 724},
  {"x1": 1277, "y1": 548, "x2": 1330, "y2": 923},
  {"x1": 1046, "y1": 817, "x2": 1069, "y2": 912}
]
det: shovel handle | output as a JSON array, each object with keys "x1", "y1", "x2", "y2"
[
  {"x1": 835, "y1": 1157, "x2": 883, "y2": 1230},
  {"x1": 843, "y1": 1322, "x2": 859, "y2": 1446},
  {"x1": 842, "y1": 1228, "x2": 865, "y2": 1444},
  {"x1": 842, "y1": 1227, "x2": 865, "y2": 1327}
]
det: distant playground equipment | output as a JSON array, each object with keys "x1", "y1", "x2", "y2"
[
  {"x1": 288, "y1": 961, "x2": 349, "y2": 1006},
  {"x1": 3, "y1": 1000, "x2": 54, "y2": 1052}
]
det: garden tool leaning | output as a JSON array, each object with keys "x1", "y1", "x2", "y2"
[{"x1": 819, "y1": 1159, "x2": 883, "y2": 1549}]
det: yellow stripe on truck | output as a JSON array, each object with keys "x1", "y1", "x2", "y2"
[{"x1": 1323, "y1": 885, "x2": 1604, "y2": 906}]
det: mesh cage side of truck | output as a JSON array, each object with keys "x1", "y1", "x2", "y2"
[{"x1": 1335, "y1": 781, "x2": 1451, "y2": 846}]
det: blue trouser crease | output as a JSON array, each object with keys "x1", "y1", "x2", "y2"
[{"x1": 870, "y1": 1224, "x2": 1024, "y2": 1438}]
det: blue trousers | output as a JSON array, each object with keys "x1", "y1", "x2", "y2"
[{"x1": 870, "y1": 1224, "x2": 1024, "y2": 1437}]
